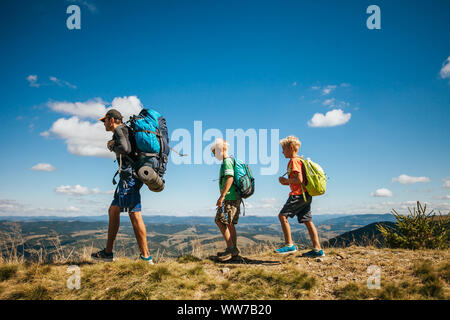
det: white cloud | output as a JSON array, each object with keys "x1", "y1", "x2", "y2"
[
  {"x1": 371, "y1": 188, "x2": 393, "y2": 197},
  {"x1": 392, "y1": 174, "x2": 430, "y2": 185},
  {"x1": 438, "y1": 195, "x2": 450, "y2": 200},
  {"x1": 45, "y1": 96, "x2": 144, "y2": 158},
  {"x1": 322, "y1": 85, "x2": 337, "y2": 95},
  {"x1": 308, "y1": 109, "x2": 351, "y2": 127},
  {"x1": 443, "y1": 180, "x2": 450, "y2": 189},
  {"x1": 67, "y1": 0, "x2": 97, "y2": 13},
  {"x1": 47, "y1": 98, "x2": 107, "y2": 119},
  {"x1": 26, "y1": 74, "x2": 40, "y2": 87},
  {"x1": 49, "y1": 76, "x2": 77, "y2": 89},
  {"x1": 242, "y1": 197, "x2": 280, "y2": 214},
  {"x1": 47, "y1": 116, "x2": 112, "y2": 158},
  {"x1": 66, "y1": 206, "x2": 81, "y2": 212},
  {"x1": 322, "y1": 98, "x2": 335, "y2": 106},
  {"x1": 30, "y1": 163, "x2": 56, "y2": 172},
  {"x1": 0, "y1": 199, "x2": 90, "y2": 216},
  {"x1": 260, "y1": 198, "x2": 278, "y2": 208},
  {"x1": 109, "y1": 96, "x2": 143, "y2": 122},
  {"x1": 439, "y1": 56, "x2": 450, "y2": 80},
  {"x1": 329, "y1": 200, "x2": 450, "y2": 215},
  {"x1": 322, "y1": 98, "x2": 350, "y2": 108},
  {"x1": 0, "y1": 199, "x2": 23, "y2": 212},
  {"x1": 40, "y1": 131, "x2": 50, "y2": 137},
  {"x1": 47, "y1": 95, "x2": 142, "y2": 122},
  {"x1": 27, "y1": 74, "x2": 77, "y2": 89},
  {"x1": 55, "y1": 185, "x2": 101, "y2": 196},
  {"x1": 338, "y1": 101, "x2": 350, "y2": 108},
  {"x1": 55, "y1": 185, "x2": 90, "y2": 196}
]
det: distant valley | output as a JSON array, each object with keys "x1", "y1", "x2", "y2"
[{"x1": 0, "y1": 214, "x2": 397, "y2": 261}]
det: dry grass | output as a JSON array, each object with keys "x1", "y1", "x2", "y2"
[
  {"x1": 0, "y1": 245, "x2": 448, "y2": 300},
  {"x1": 1, "y1": 225, "x2": 449, "y2": 300}
]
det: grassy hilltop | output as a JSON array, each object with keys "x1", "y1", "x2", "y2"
[{"x1": 0, "y1": 246, "x2": 448, "y2": 300}]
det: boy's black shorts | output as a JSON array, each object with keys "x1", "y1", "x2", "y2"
[{"x1": 279, "y1": 193, "x2": 312, "y2": 223}]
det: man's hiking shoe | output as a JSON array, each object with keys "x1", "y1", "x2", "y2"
[
  {"x1": 139, "y1": 254, "x2": 154, "y2": 265},
  {"x1": 91, "y1": 249, "x2": 114, "y2": 262},
  {"x1": 217, "y1": 249, "x2": 228, "y2": 257},
  {"x1": 301, "y1": 249, "x2": 325, "y2": 258},
  {"x1": 218, "y1": 246, "x2": 240, "y2": 262},
  {"x1": 274, "y1": 244, "x2": 297, "y2": 254}
]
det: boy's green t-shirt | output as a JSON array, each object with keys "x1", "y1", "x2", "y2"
[{"x1": 219, "y1": 157, "x2": 238, "y2": 200}]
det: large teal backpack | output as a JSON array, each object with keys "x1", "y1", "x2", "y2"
[{"x1": 128, "y1": 108, "x2": 170, "y2": 176}]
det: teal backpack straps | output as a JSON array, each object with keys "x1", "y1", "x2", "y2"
[
  {"x1": 241, "y1": 198, "x2": 245, "y2": 216},
  {"x1": 230, "y1": 156, "x2": 245, "y2": 216}
]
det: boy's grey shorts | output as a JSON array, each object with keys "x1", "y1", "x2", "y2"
[{"x1": 279, "y1": 193, "x2": 312, "y2": 223}]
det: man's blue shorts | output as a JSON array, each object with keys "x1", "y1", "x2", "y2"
[{"x1": 111, "y1": 169, "x2": 143, "y2": 213}]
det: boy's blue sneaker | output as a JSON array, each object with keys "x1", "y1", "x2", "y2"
[
  {"x1": 274, "y1": 244, "x2": 297, "y2": 254},
  {"x1": 139, "y1": 254, "x2": 154, "y2": 264},
  {"x1": 301, "y1": 249, "x2": 325, "y2": 257}
]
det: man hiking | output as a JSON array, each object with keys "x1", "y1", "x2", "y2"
[
  {"x1": 211, "y1": 138, "x2": 241, "y2": 262},
  {"x1": 91, "y1": 109, "x2": 154, "y2": 264}
]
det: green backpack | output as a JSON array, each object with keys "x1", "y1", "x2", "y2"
[{"x1": 290, "y1": 157, "x2": 327, "y2": 201}]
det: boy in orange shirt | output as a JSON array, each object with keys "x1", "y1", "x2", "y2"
[{"x1": 275, "y1": 136, "x2": 324, "y2": 257}]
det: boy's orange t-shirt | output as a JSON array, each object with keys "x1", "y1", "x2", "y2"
[{"x1": 287, "y1": 157, "x2": 305, "y2": 196}]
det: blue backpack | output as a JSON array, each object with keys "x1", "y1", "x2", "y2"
[
  {"x1": 128, "y1": 108, "x2": 170, "y2": 176},
  {"x1": 231, "y1": 157, "x2": 255, "y2": 199}
]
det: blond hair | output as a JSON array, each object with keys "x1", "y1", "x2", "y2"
[
  {"x1": 210, "y1": 138, "x2": 229, "y2": 152},
  {"x1": 280, "y1": 135, "x2": 301, "y2": 152}
]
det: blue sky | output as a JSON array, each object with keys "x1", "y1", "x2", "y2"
[{"x1": 0, "y1": 0, "x2": 449, "y2": 217}]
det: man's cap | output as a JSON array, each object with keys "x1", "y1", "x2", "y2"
[{"x1": 98, "y1": 109, "x2": 123, "y2": 122}]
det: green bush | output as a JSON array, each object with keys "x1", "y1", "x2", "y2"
[{"x1": 377, "y1": 201, "x2": 449, "y2": 250}]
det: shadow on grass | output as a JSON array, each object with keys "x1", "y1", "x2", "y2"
[
  {"x1": 51, "y1": 261, "x2": 96, "y2": 266},
  {"x1": 207, "y1": 255, "x2": 281, "y2": 265}
]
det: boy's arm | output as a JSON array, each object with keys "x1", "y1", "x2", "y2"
[
  {"x1": 280, "y1": 160, "x2": 305, "y2": 185},
  {"x1": 285, "y1": 171, "x2": 303, "y2": 185},
  {"x1": 217, "y1": 176, "x2": 234, "y2": 207},
  {"x1": 220, "y1": 176, "x2": 234, "y2": 197}
]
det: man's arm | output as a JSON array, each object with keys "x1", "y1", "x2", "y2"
[{"x1": 112, "y1": 126, "x2": 132, "y2": 154}]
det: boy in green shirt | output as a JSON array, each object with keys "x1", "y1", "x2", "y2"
[{"x1": 211, "y1": 138, "x2": 241, "y2": 262}]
